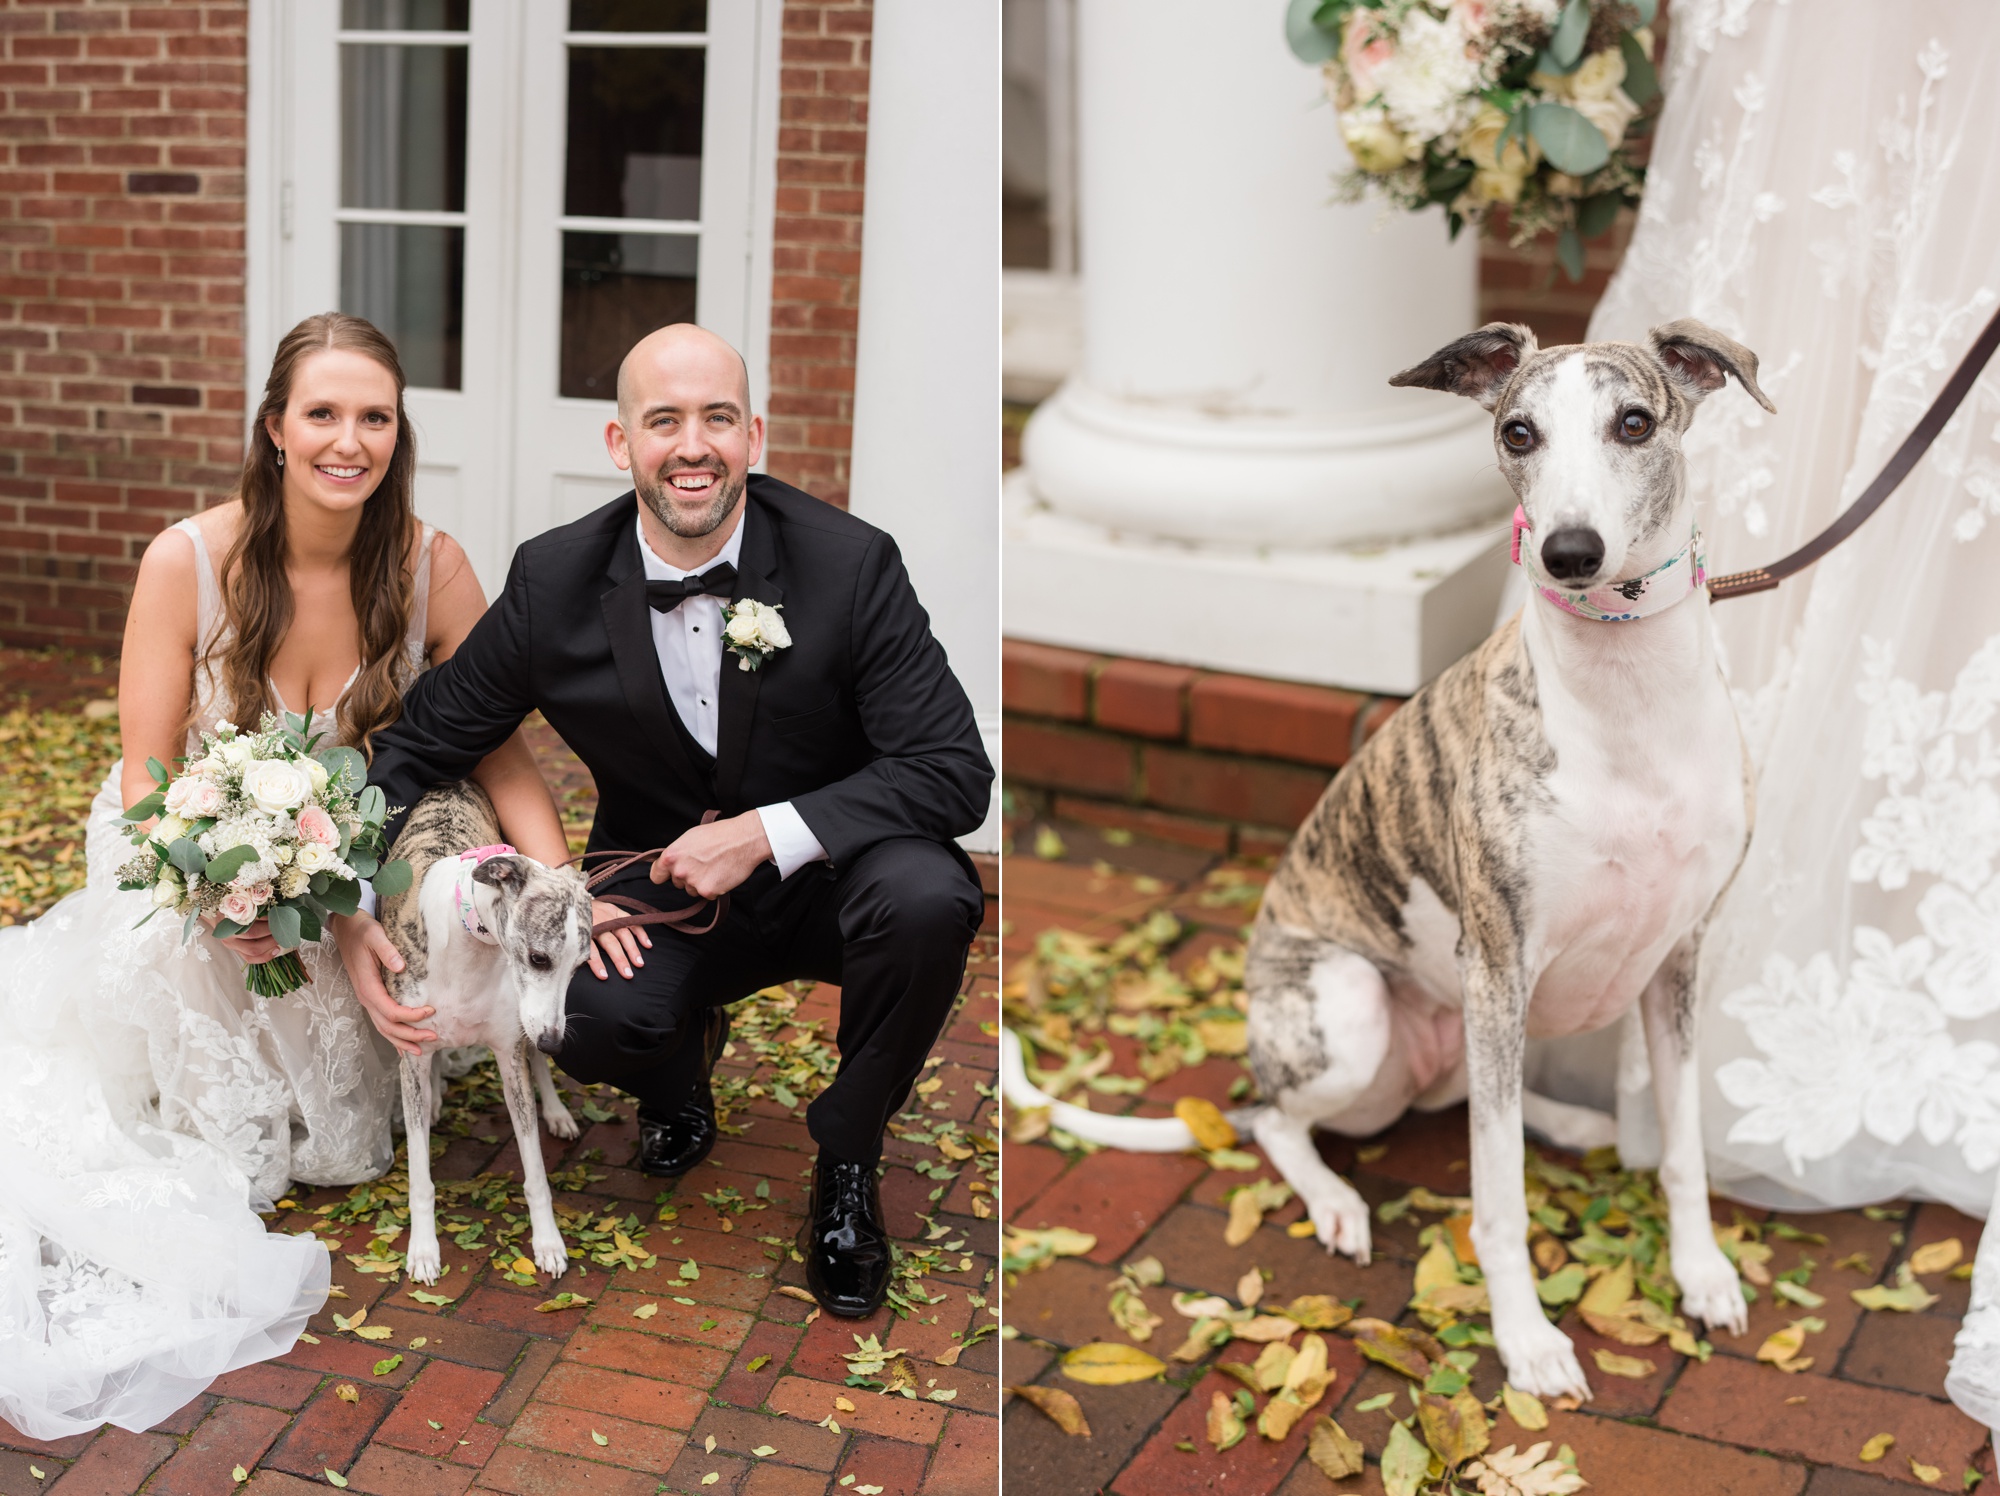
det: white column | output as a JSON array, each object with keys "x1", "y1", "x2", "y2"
[
  {"x1": 1005, "y1": 0, "x2": 1514, "y2": 693},
  {"x1": 848, "y1": 0, "x2": 1001, "y2": 853}
]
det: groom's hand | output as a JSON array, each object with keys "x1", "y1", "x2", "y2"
[
  {"x1": 651, "y1": 810, "x2": 772, "y2": 901},
  {"x1": 333, "y1": 911, "x2": 435, "y2": 1057}
]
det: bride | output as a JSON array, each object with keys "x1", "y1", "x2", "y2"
[{"x1": 0, "y1": 310, "x2": 571, "y2": 1439}]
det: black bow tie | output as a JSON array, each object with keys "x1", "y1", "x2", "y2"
[{"x1": 646, "y1": 563, "x2": 737, "y2": 614}]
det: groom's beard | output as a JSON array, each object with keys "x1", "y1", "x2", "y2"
[{"x1": 637, "y1": 460, "x2": 746, "y2": 538}]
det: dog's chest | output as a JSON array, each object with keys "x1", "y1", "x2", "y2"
[{"x1": 1522, "y1": 710, "x2": 1745, "y2": 1034}]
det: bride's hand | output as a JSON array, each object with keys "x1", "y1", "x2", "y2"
[
  {"x1": 587, "y1": 898, "x2": 651, "y2": 982},
  {"x1": 332, "y1": 911, "x2": 435, "y2": 1057},
  {"x1": 204, "y1": 913, "x2": 282, "y2": 964}
]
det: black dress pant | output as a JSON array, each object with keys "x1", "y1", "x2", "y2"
[{"x1": 552, "y1": 836, "x2": 983, "y2": 1164}]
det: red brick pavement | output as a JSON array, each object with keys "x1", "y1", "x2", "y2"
[
  {"x1": 0, "y1": 717, "x2": 1000, "y2": 1496},
  {"x1": 999, "y1": 825, "x2": 1998, "y2": 1496}
]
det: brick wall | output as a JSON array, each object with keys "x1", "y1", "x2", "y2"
[
  {"x1": 0, "y1": 1, "x2": 247, "y2": 648},
  {"x1": 1003, "y1": 638, "x2": 1403, "y2": 857},
  {"x1": 764, "y1": 0, "x2": 872, "y2": 510}
]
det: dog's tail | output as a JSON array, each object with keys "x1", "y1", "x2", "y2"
[{"x1": 1000, "y1": 1028, "x2": 1263, "y2": 1151}]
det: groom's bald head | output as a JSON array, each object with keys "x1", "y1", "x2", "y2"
[{"x1": 616, "y1": 323, "x2": 752, "y2": 425}]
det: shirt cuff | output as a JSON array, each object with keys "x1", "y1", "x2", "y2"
[
  {"x1": 757, "y1": 802, "x2": 828, "y2": 880},
  {"x1": 357, "y1": 883, "x2": 379, "y2": 919}
]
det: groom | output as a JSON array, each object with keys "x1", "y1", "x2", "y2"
[{"x1": 340, "y1": 323, "x2": 992, "y2": 1316}]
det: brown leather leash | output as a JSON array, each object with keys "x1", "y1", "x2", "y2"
[
  {"x1": 1707, "y1": 301, "x2": 2000, "y2": 600},
  {"x1": 569, "y1": 810, "x2": 729, "y2": 939}
]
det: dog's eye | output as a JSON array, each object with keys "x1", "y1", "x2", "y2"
[
  {"x1": 1618, "y1": 410, "x2": 1654, "y2": 442},
  {"x1": 1500, "y1": 420, "x2": 1535, "y2": 452},
  {"x1": 528, "y1": 951, "x2": 553, "y2": 971}
]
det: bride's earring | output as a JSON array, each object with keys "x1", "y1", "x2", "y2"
[{"x1": 275, "y1": 448, "x2": 285, "y2": 468}]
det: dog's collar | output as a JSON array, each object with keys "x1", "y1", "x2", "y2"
[
  {"x1": 452, "y1": 844, "x2": 515, "y2": 945},
  {"x1": 1511, "y1": 507, "x2": 1706, "y2": 623}
]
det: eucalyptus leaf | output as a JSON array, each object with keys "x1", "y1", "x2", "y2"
[
  {"x1": 1548, "y1": 0, "x2": 1590, "y2": 68},
  {"x1": 1619, "y1": 30, "x2": 1660, "y2": 105},
  {"x1": 371, "y1": 859, "x2": 413, "y2": 898},
  {"x1": 347, "y1": 850, "x2": 380, "y2": 879},
  {"x1": 297, "y1": 905, "x2": 324, "y2": 945},
  {"x1": 317, "y1": 746, "x2": 367, "y2": 791},
  {"x1": 183, "y1": 909, "x2": 204, "y2": 943},
  {"x1": 121, "y1": 793, "x2": 166, "y2": 823},
  {"x1": 266, "y1": 902, "x2": 302, "y2": 951},
  {"x1": 359, "y1": 784, "x2": 387, "y2": 824},
  {"x1": 167, "y1": 837, "x2": 209, "y2": 878},
  {"x1": 1284, "y1": 0, "x2": 1341, "y2": 65},
  {"x1": 145, "y1": 756, "x2": 170, "y2": 784},
  {"x1": 1556, "y1": 225, "x2": 1586, "y2": 282},
  {"x1": 1527, "y1": 102, "x2": 1611, "y2": 175},
  {"x1": 319, "y1": 877, "x2": 362, "y2": 918},
  {"x1": 1577, "y1": 191, "x2": 1623, "y2": 238},
  {"x1": 204, "y1": 844, "x2": 260, "y2": 884},
  {"x1": 213, "y1": 917, "x2": 248, "y2": 938}
]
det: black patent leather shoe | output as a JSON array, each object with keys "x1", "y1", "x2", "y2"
[
  {"x1": 797, "y1": 1156, "x2": 893, "y2": 1317},
  {"x1": 636, "y1": 1008, "x2": 730, "y2": 1178}
]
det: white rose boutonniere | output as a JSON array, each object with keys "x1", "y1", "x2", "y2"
[{"x1": 720, "y1": 598, "x2": 792, "y2": 672}]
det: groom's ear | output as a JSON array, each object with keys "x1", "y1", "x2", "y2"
[{"x1": 472, "y1": 855, "x2": 528, "y2": 897}]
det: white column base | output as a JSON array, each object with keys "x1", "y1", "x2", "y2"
[{"x1": 1003, "y1": 471, "x2": 1512, "y2": 696}]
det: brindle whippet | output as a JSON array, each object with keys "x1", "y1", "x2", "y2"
[{"x1": 1004, "y1": 319, "x2": 1770, "y2": 1399}]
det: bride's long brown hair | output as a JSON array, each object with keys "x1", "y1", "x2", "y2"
[{"x1": 205, "y1": 312, "x2": 421, "y2": 758}]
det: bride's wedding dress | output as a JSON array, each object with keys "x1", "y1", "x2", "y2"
[
  {"x1": 1569, "y1": 0, "x2": 2000, "y2": 1429},
  {"x1": 0, "y1": 518, "x2": 434, "y2": 1438}
]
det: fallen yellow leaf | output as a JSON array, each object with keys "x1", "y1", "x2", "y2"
[
  {"x1": 1860, "y1": 1433, "x2": 1895, "y2": 1462},
  {"x1": 1501, "y1": 1384, "x2": 1548, "y2": 1432},
  {"x1": 1237, "y1": 1267, "x2": 1265, "y2": 1308},
  {"x1": 1591, "y1": 1348, "x2": 1657, "y2": 1379},
  {"x1": 1174, "y1": 1095, "x2": 1236, "y2": 1151},
  {"x1": 1910, "y1": 1458, "x2": 1941, "y2": 1483},
  {"x1": 1307, "y1": 1417, "x2": 1366, "y2": 1479},
  {"x1": 1206, "y1": 1390, "x2": 1247, "y2": 1452},
  {"x1": 1909, "y1": 1239, "x2": 1963, "y2": 1276},
  {"x1": 1061, "y1": 1342, "x2": 1168, "y2": 1385},
  {"x1": 1007, "y1": 1384, "x2": 1091, "y2": 1436}
]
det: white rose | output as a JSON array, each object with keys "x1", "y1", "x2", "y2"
[
  {"x1": 295, "y1": 842, "x2": 333, "y2": 874},
  {"x1": 280, "y1": 865, "x2": 310, "y2": 898},
  {"x1": 724, "y1": 610, "x2": 762, "y2": 647},
  {"x1": 219, "y1": 737, "x2": 254, "y2": 767},
  {"x1": 151, "y1": 873, "x2": 182, "y2": 909},
  {"x1": 1569, "y1": 48, "x2": 1627, "y2": 101},
  {"x1": 183, "y1": 780, "x2": 226, "y2": 818},
  {"x1": 758, "y1": 609, "x2": 792, "y2": 650},
  {"x1": 163, "y1": 777, "x2": 199, "y2": 815},
  {"x1": 155, "y1": 813, "x2": 190, "y2": 844},
  {"x1": 1339, "y1": 108, "x2": 1412, "y2": 174},
  {"x1": 217, "y1": 889, "x2": 259, "y2": 926},
  {"x1": 271, "y1": 844, "x2": 295, "y2": 866},
  {"x1": 1572, "y1": 88, "x2": 1639, "y2": 150},
  {"x1": 307, "y1": 759, "x2": 330, "y2": 793},
  {"x1": 188, "y1": 754, "x2": 224, "y2": 779},
  {"x1": 240, "y1": 757, "x2": 314, "y2": 815}
]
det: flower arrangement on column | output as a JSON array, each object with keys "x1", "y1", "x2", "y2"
[{"x1": 1286, "y1": 0, "x2": 1661, "y2": 280}]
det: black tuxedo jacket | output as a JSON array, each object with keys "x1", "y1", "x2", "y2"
[{"x1": 368, "y1": 476, "x2": 993, "y2": 880}]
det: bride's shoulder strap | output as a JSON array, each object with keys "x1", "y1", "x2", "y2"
[
  {"x1": 171, "y1": 515, "x2": 224, "y2": 649},
  {"x1": 409, "y1": 522, "x2": 438, "y2": 656}
]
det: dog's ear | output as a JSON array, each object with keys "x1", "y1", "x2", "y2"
[
  {"x1": 1389, "y1": 323, "x2": 1538, "y2": 411},
  {"x1": 471, "y1": 854, "x2": 528, "y2": 897},
  {"x1": 1648, "y1": 318, "x2": 1777, "y2": 413}
]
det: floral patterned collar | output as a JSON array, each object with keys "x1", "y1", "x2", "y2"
[
  {"x1": 453, "y1": 844, "x2": 515, "y2": 945},
  {"x1": 1512, "y1": 507, "x2": 1707, "y2": 623}
]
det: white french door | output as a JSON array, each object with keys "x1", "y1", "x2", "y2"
[{"x1": 249, "y1": 0, "x2": 781, "y2": 597}]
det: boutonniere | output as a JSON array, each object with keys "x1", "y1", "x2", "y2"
[{"x1": 721, "y1": 598, "x2": 792, "y2": 672}]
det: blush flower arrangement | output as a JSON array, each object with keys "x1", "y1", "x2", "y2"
[
  {"x1": 1286, "y1": 0, "x2": 1662, "y2": 279},
  {"x1": 115, "y1": 712, "x2": 412, "y2": 997}
]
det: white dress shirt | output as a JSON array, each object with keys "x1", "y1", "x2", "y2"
[{"x1": 636, "y1": 513, "x2": 828, "y2": 879}]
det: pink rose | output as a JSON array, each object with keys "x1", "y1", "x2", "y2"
[
  {"x1": 297, "y1": 805, "x2": 339, "y2": 848},
  {"x1": 1341, "y1": 9, "x2": 1395, "y2": 101},
  {"x1": 244, "y1": 881, "x2": 275, "y2": 904},
  {"x1": 1450, "y1": 0, "x2": 1492, "y2": 34},
  {"x1": 184, "y1": 780, "x2": 226, "y2": 818},
  {"x1": 217, "y1": 889, "x2": 259, "y2": 926}
]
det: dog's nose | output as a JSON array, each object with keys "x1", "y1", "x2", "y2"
[
  {"x1": 536, "y1": 1031, "x2": 563, "y2": 1056},
  {"x1": 1541, "y1": 527, "x2": 1605, "y2": 583}
]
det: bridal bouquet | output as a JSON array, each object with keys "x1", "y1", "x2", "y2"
[
  {"x1": 1286, "y1": 0, "x2": 1661, "y2": 279},
  {"x1": 116, "y1": 713, "x2": 412, "y2": 997}
]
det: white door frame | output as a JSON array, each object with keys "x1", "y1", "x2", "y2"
[{"x1": 244, "y1": 0, "x2": 783, "y2": 598}]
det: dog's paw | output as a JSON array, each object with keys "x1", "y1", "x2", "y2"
[
  {"x1": 1307, "y1": 1188, "x2": 1373, "y2": 1266},
  {"x1": 1675, "y1": 1238, "x2": 1749, "y2": 1335},
  {"x1": 1495, "y1": 1318, "x2": 1592, "y2": 1402},
  {"x1": 542, "y1": 1103, "x2": 581, "y2": 1141},
  {"x1": 404, "y1": 1236, "x2": 442, "y2": 1285},
  {"x1": 532, "y1": 1235, "x2": 570, "y2": 1279}
]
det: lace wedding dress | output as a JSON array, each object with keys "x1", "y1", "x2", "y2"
[
  {"x1": 1568, "y1": 0, "x2": 2000, "y2": 1429},
  {"x1": 0, "y1": 518, "x2": 433, "y2": 1437}
]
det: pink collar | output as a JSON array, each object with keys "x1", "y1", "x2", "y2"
[
  {"x1": 1512, "y1": 507, "x2": 1706, "y2": 623},
  {"x1": 453, "y1": 844, "x2": 515, "y2": 944}
]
